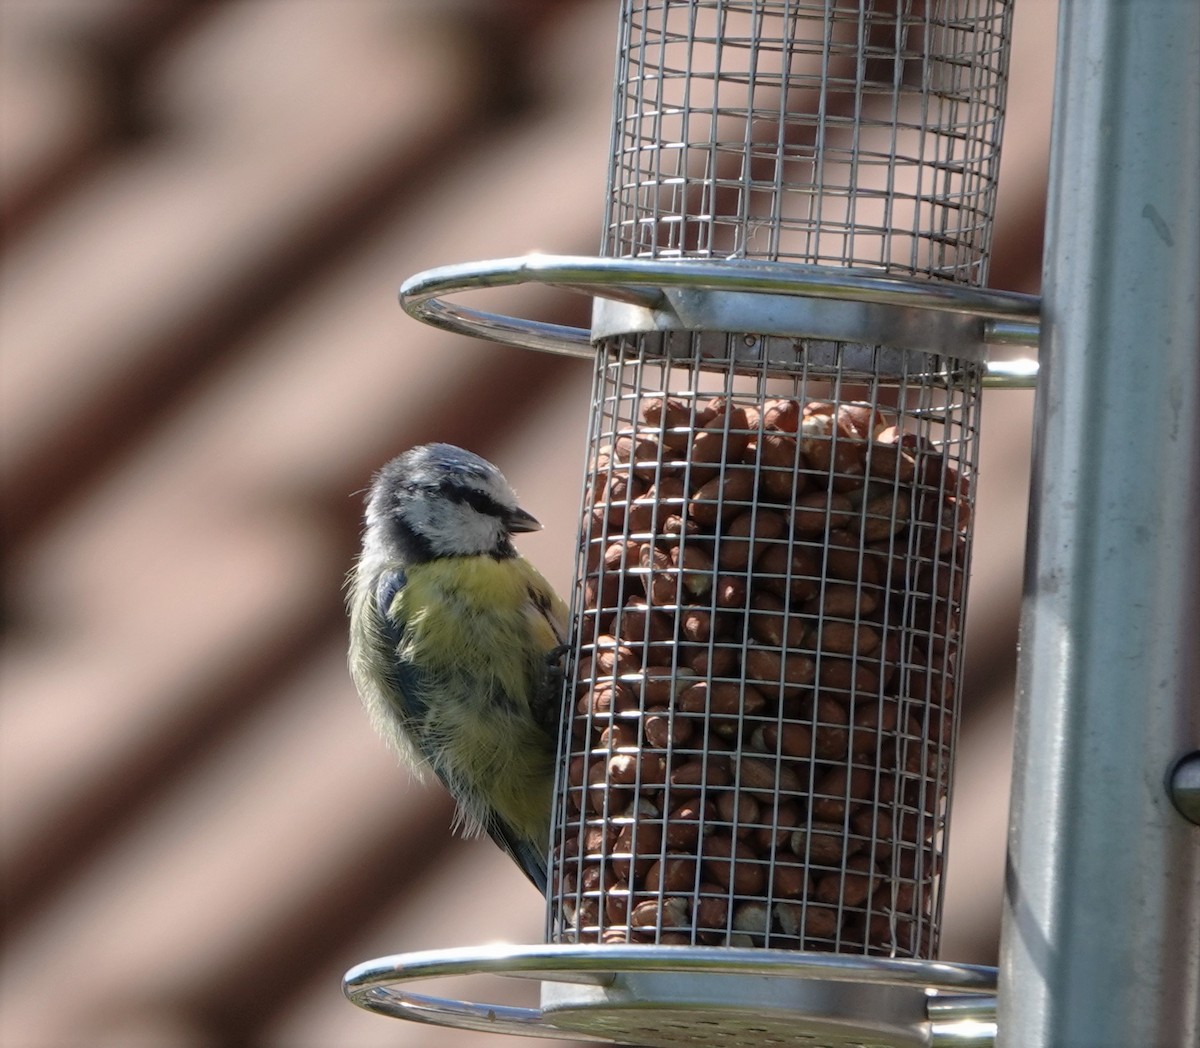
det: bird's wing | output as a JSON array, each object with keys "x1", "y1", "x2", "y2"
[
  {"x1": 479, "y1": 817, "x2": 548, "y2": 895},
  {"x1": 372, "y1": 569, "x2": 549, "y2": 894},
  {"x1": 372, "y1": 569, "x2": 428, "y2": 723},
  {"x1": 519, "y1": 567, "x2": 572, "y2": 737}
]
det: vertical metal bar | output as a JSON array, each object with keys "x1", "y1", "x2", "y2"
[{"x1": 998, "y1": 0, "x2": 1200, "y2": 1045}]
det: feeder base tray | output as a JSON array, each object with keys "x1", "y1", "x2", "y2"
[{"x1": 343, "y1": 943, "x2": 996, "y2": 1048}]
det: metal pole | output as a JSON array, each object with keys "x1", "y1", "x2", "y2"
[{"x1": 998, "y1": 0, "x2": 1200, "y2": 1045}]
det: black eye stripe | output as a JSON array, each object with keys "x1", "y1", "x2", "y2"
[{"x1": 442, "y1": 482, "x2": 505, "y2": 519}]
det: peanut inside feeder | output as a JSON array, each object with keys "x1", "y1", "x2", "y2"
[{"x1": 551, "y1": 340, "x2": 977, "y2": 959}]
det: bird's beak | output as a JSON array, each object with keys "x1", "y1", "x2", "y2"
[{"x1": 507, "y1": 506, "x2": 542, "y2": 533}]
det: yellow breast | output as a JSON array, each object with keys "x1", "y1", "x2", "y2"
[
  {"x1": 396, "y1": 556, "x2": 561, "y2": 698},
  {"x1": 390, "y1": 555, "x2": 566, "y2": 843}
]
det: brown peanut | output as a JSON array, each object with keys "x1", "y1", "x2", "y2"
[
  {"x1": 665, "y1": 799, "x2": 713, "y2": 849},
  {"x1": 618, "y1": 596, "x2": 675, "y2": 652},
  {"x1": 594, "y1": 470, "x2": 642, "y2": 527},
  {"x1": 807, "y1": 581, "x2": 879, "y2": 618},
  {"x1": 823, "y1": 533, "x2": 885, "y2": 588},
  {"x1": 638, "y1": 396, "x2": 693, "y2": 451},
  {"x1": 750, "y1": 797, "x2": 802, "y2": 852},
  {"x1": 814, "y1": 853, "x2": 875, "y2": 906},
  {"x1": 737, "y1": 754, "x2": 803, "y2": 796},
  {"x1": 771, "y1": 863, "x2": 808, "y2": 899},
  {"x1": 793, "y1": 489, "x2": 854, "y2": 536},
  {"x1": 851, "y1": 698, "x2": 900, "y2": 756},
  {"x1": 637, "y1": 665, "x2": 678, "y2": 706},
  {"x1": 757, "y1": 432, "x2": 806, "y2": 501},
  {"x1": 800, "y1": 412, "x2": 867, "y2": 488},
  {"x1": 694, "y1": 883, "x2": 730, "y2": 935},
  {"x1": 607, "y1": 751, "x2": 667, "y2": 788},
  {"x1": 677, "y1": 680, "x2": 767, "y2": 718},
  {"x1": 851, "y1": 806, "x2": 895, "y2": 859},
  {"x1": 603, "y1": 880, "x2": 633, "y2": 924},
  {"x1": 763, "y1": 398, "x2": 801, "y2": 433},
  {"x1": 670, "y1": 756, "x2": 733, "y2": 793},
  {"x1": 868, "y1": 426, "x2": 918, "y2": 482},
  {"x1": 690, "y1": 468, "x2": 756, "y2": 525},
  {"x1": 811, "y1": 694, "x2": 851, "y2": 760},
  {"x1": 598, "y1": 721, "x2": 637, "y2": 751},
  {"x1": 691, "y1": 404, "x2": 753, "y2": 467},
  {"x1": 702, "y1": 834, "x2": 766, "y2": 895},
  {"x1": 630, "y1": 896, "x2": 690, "y2": 931},
  {"x1": 613, "y1": 433, "x2": 661, "y2": 475},
  {"x1": 643, "y1": 854, "x2": 699, "y2": 893},
  {"x1": 671, "y1": 543, "x2": 715, "y2": 596},
  {"x1": 743, "y1": 646, "x2": 816, "y2": 696},
  {"x1": 611, "y1": 822, "x2": 663, "y2": 881},
  {"x1": 717, "y1": 507, "x2": 788, "y2": 571},
  {"x1": 593, "y1": 636, "x2": 639, "y2": 678},
  {"x1": 775, "y1": 901, "x2": 839, "y2": 942},
  {"x1": 577, "y1": 681, "x2": 637, "y2": 717},
  {"x1": 858, "y1": 485, "x2": 912, "y2": 543},
  {"x1": 714, "y1": 574, "x2": 747, "y2": 608},
  {"x1": 814, "y1": 655, "x2": 881, "y2": 695},
  {"x1": 789, "y1": 820, "x2": 852, "y2": 865},
  {"x1": 748, "y1": 590, "x2": 808, "y2": 648},
  {"x1": 810, "y1": 765, "x2": 876, "y2": 821},
  {"x1": 838, "y1": 403, "x2": 888, "y2": 441},
  {"x1": 628, "y1": 476, "x2": 687, "y2": 533},
  {"x1": 755, "y1": 720, "x2": 814, "y2": 760},
  {"x1": 679, "y1": 607, "x2": 713, "y2": 644},
  {"x1": 660, "y1": 513, "x2": 699, "y2": 543},
  {"x1": 813, "y1": 619, "x2": 881, "y2": 657},
  {"x1": 755, "y1": 542, "x2": 822, "y2": 603},
  {"x1": 715, "y1": 790, "x2": 761, "y2": 836},
  {"x1": 643, "y1": 711, "x2": 693, "y2": 749},
  {"x1": 689, "y1": 644, "x2": 739, "y2": 677}
]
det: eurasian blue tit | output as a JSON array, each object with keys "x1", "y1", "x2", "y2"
[{"x1": 348, "y1": 443, "x2": 568, "y2": 891}]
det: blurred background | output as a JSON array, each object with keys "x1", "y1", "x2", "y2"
[{"x1": 0, "y1": 1, "x2": 1055, "y2": 1045}]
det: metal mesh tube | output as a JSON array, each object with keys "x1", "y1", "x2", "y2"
[
  {"x1": 549, "y1": 342, "x2": 980, "y2": 956},
  {"x1": 549, "y1": 0, "x2": 1010, "y2": 961},
  {"x1": 604, "y1": 0, "x2": 1012, "y2": 283}
]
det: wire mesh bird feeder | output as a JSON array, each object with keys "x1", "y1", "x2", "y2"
[
  {"x1": 346, "y1": 2, "x2": 1050, "y2": 1045},
  {"x1": 551, "y1": 0, "x2": 1012, "y2": 964}
]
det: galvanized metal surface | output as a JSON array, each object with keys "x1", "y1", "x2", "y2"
[{"x1": 999, "y1": 0, "x2": 1200, "y2": 1044}]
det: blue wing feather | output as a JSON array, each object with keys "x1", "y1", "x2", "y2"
[
  {"x1": 373, "y1": 569, "x2": 428, "y2": 721},
  {"x1": 371, "y1": 567, "x2": 548, "y2": 892}
]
